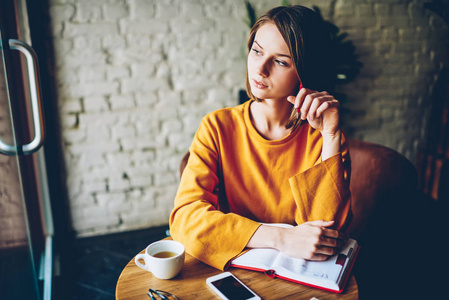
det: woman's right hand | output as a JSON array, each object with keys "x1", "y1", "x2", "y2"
[{"x1": 277, "y1": 220, "x2": 347, "y2": 261}]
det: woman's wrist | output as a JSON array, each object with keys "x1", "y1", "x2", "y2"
[
  {"x1": 321, "y1": 129, "x2": 341, "y2": 161},
  {"x1": 247, "y1": 225, "x2": 284, "y2": 251},
  {"x1": 321, "y1": 128, "x2": 341, "y2": 140}
]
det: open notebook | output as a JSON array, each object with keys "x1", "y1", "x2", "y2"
[{"x1": 230, "y1": 224, "x2": 359, "y2": 293}]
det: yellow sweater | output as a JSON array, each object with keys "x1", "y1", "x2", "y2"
[{"x1": 169, "y1": 100, "x2": 351, "y2": 270}]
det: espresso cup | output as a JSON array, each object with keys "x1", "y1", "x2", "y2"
[{"x1": 134, "y1": 240, "x2": 185, "y2": 279}]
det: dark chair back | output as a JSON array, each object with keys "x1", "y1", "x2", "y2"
[{"x1": 347, "y1": 139, "x2": 418, "y2": 240}]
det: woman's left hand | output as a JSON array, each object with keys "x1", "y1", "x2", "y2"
[{"x1": 287, "y1": 87, "x2": 340, "y2": 137}]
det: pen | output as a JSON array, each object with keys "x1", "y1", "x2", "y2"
[
  {"x1": 336, "y1": 247, "x2": 353, "y2": 267},
  {"x1": 296, "y1": 83, "x2": 303, "y2": 120}
]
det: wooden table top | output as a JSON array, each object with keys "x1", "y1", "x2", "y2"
[{"x1": 116, "y1": 239, "x2": 359, "y2": 300}]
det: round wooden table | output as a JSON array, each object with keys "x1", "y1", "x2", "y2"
[{"x1": 116, "y1": 241, "x2": 359, "y2": 299}]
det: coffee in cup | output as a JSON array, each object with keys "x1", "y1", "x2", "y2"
[
  {"x1": 134, "y1": 240, "x2": 185, "y2": 279},
  {"x1": 153, "y1": 251, "x2": 177, "y2": 258}
]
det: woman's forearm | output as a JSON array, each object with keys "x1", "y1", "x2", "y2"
[
  {"x1": 321, "y1": 129, "x2": 341, "y2": 161},
  {"x1": 246, "y1": 225, "x2": 284, "y2": 250}
]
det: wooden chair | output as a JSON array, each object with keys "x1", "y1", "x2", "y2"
[
  {"x1": 342, "y1": 139, "x2": 418, "y2": 299},
  {"x1": 346, "y1": 139, "x2": 418, "y2": 239}
]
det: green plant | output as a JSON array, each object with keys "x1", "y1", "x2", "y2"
[
  {"x1": 244, "y1": 0, "x2": 257, "y2": 28},
  {"x1": 312, "y1": 6, "x2": 363, "y2": 85},
  {"x1": 424, "y1": 0, "x2": 449, "y2": 27},
  {"x1": 245, "y1": 0, "x2": 289, "y2": 28}
]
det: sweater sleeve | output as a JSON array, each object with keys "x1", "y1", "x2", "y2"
[
  {"x1": 288, "y1": 136, "x2": 352, "y2": 230},
  {"x1": 169, "y1": 119, "x2": 261, "y2": 271}
]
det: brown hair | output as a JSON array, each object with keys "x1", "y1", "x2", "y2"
[{"x1": 245, "y1": 5, "x2": 335, "y2": 130}]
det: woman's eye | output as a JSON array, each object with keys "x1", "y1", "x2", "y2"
[
  {"x1": 251, "y1": 48, "x2": 261, "y2": 55},
  {"x1": 276, "y1": 60, "x2": 287, "y2": 66}
]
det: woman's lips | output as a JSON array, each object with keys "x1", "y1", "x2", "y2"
[{"x1": 252, "y1": 79, "x2": 268, "y2": 89}]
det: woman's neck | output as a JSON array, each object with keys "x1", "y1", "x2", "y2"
[{"x1": 249, "y1": 99, "x2": 293, "y2": 140}]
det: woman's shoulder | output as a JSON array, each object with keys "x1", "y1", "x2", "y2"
[
  {"x1": 194, "y1": 102, "x2": 248, "y2": 146},
  {"x1": 201, "y1": 101, "x2": 248, "y2": 125}
]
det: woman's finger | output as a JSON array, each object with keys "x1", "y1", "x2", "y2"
[
  {"x1": 300, "y1": 91, "x2": 328, "y2": 120},
  {"x1": 286, "y1": 95, "x2": 296, "y2": 105},
  {"x1": 315, "y1": 245, "x2": 340, "y2": 256},
  {"x1": 307, "y1": 95, "x2": 335, "y2": 121},
  {"x1": 287, "y1": 87, "x2": 307, "y2": 110},
  {"x1": 286, "y1": 87, "x2": 307, "y2": 112},
  {"x1": 315, "y1": 99, "x2": 340, "y2": 118},
  {"x1": 295, "y1": 87, "x2": 309, "y2": 109},
  {"x1": 320, "y1": 235, "x2": 340, "y2": 246},
  {"x1": 321, "y1": 227, "x2": 346, "y2": 240},
  {"x1": 307, "y1": 253, "x2": 329, "y2": 261}
]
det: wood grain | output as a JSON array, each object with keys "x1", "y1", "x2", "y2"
[{"x1": 116, "y1": 239, "x2": 358, "y2": 300}]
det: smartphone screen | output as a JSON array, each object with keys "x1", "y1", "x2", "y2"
[{"x1": 210, "y1": 275, "x2": 256, "y2": 300}]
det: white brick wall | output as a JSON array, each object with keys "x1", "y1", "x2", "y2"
[{"x1": 47, "y1": 0, "x2": 448, "y2": 237}]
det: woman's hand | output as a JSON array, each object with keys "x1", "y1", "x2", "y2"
[
  {"x1": 287, "y1": 87, "x2": 342, "y2": 160},
  {"x1": 247, "y1": 220, "x2": 347, "y2": 261},
  {"x1": 287, "y1": 88, "x2": 340, "y2": 137},
  {"x1": 277, "y1": 220, "x2": 347, "y2": 261}
]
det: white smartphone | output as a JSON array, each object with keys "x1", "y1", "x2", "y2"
[{"x1": 206, "y1": 272, "x2": 261, "y2": 300}]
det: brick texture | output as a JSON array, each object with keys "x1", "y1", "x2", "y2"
[{"x1": 46, "y1": 0, "x2": 449, "y2": 236}]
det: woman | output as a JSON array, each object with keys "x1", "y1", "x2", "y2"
[{"x1": 169, "y1": 5, "x2": 352, "y2": 271}]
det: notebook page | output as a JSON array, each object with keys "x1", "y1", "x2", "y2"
[{"x1": 232, "y1": 248, "x2": 280, "y2": 270}]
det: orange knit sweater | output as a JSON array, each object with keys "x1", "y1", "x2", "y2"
[{"x1": 169, "y1": 100, "x2": 351, "y2": 270}]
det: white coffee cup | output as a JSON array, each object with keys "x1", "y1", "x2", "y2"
[{"x1": 134, "y1": 240, "x2": 185, "y2": 279}]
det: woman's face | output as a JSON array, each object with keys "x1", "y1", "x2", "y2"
[{"x1": 247, "y1": 22, "x2": 300, "y2": 101}]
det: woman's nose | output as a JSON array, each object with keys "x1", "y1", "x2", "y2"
[{"x1": 256, "y1": 59, "x2": 269, "y2": 77}]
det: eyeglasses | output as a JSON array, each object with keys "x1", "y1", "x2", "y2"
[{"x1": 147, "y1": 288, "x2": 179, "y2": 300}]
